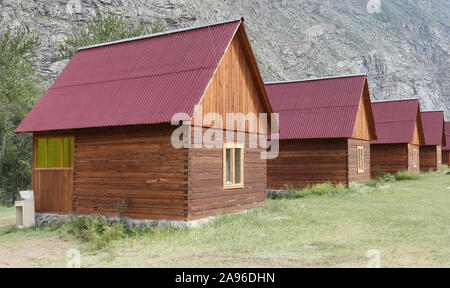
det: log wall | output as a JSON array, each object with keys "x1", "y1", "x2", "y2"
[
  {"x1": 32, "y1": 169, "x2": 73, "y2": 213},
  {"x1": 408, "y1": 144, "x2": 420, "y2": 173},
  {"x1": 72, "y1": 124, "x2": 188, "y2": 220},
  {"x1": 442, "y1": 150, "x2": 450, "y2": 166},
  {"x1": 188, "y1": 128, "x2": 266, "y2": 220},
  {"x1": 370, "y1": 143, "x2": 408, "y2": 177},
  {"x1": 348, "y1": 139, "x2": 371, "y2": 184},
  {"x1": 419, "y1": 145, "x2": 440, "y2": 171},
  {"x1": 267, "y1": 139, "x2": 348, "y2": 189}
]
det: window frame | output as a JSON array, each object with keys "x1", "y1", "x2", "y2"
[
  {"x1": 34, "y1": 136, "x2": 74, "y2": 169},
  {"x1": 357, "y1": 146, "x2": 364, "y2": 174},
  {"x1": 223, "y1": 143, "x2": 244, "y2": 189}
]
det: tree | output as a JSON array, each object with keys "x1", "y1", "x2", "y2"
[
  {"x1": 0, "y1": 27, "x2": 41, "y2": 205},
  {"x1": 58, "y1": 12, "x2": 165, "y2": 59}
]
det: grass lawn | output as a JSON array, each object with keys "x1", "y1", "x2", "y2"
[
  {"x1": 0, "y1": 169, "x2": 449, "y2": 268},
  {"x1": 0, "y1": 206, "x2": 15, "y2": 229}
]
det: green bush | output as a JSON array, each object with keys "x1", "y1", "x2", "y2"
[
  {"x1": 60, "y1": 216, "x2": 156, "y2": 250},
  {"x1": 61, "y1": 217, "x2": 125, "y2": 249},
  {"x1": 377, "y1": 172, "x2": 397, "y2": 183},
  {"x1": 299, "y1": 182, "x2": 348, "y2": 197},
  {"x1": 364, "y1": 180, "x2": 379, "y2": 187}
]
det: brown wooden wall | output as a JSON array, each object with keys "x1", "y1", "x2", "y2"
[
  {"x1": 267, "y1": 139, "x2": 349, "y2": 189},
  {"x1": 370, "y1": 143, "x2": 420, "y2": 177},
  {"x1": 191, "y1": 29, "x2": 268, "y2": 134},
  {"x1": 33, "y1": 124, "x2": 268, "y2": 221},
  {"x1": 72, "y1": 124, "x2": 188, "y2": 220},
  {"x1": 348, "y1": 139, "x2": 371, "y2": 183},
  {"x1": 371, "y1": 144, "x2": 408, "y2": 177},
  {"x1": 352, "y1": 80, "x2": 377, "y2": 141},
  {"x1": 407, "y1": 144, "x2": 420, "y2": 173},
  {"x1": 443, "y1": 151, "x2": 450, "y2": 166},
  {"x1": 188, "y1": 128, "x2": 266, "y2": 220},
  {"x1": 420, "y1": 145, "x2": 440, "y2": 171},
  {"x1": 32, "y1": 169, "x2": 73, "y2": 213}
]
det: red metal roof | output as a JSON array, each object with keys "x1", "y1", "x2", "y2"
[
  {"x1": 421, "y1": 111, "x2": 445, "y2": 146},
  {"x1": 265, "y1": 75, "x2": 367, "y2": 139},
  {"x1": 370, "y1": 99, "x2": 421, "y2": 144},
  {"x1": 442, "y1": 122, "x2": 450, "y2": 151},
  {"x1": 16, "y1": 19, "x2": 241, "y2": 133}
]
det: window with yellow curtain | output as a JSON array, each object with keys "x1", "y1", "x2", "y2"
[{"x1": 35, "y1": 136, "x2": 74, "y2": 168}]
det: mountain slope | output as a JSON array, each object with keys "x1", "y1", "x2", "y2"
[{"x1": 1, "y1": 0, "x2": 449, "y2": 117}]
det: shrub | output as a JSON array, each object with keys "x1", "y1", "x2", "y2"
[
  {"x1": 299, "y1": 182, "x2": 348, "y2": 197},
  {"x1": 62, "y1": 216, "x2": 138, "y2": 250},
  {"x1": 377, "y1": 172, "x2": 396, "y2": 183},
  {"x1": 267, "y1": 189, "x2": 297, "y2": 200},
  {"x1": 394, "y1": 171, "x2": 420, "y2": 181},
  {"x1": 364, "y1": 180, "x2": 379, "y2": 187}
]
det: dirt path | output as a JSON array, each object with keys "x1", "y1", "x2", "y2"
[{"x1": 0, "y1": 235, "x2": 80, "y2": 268}]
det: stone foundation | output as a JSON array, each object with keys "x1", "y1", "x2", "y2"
[{"x1": 35, "y1": 213, "x2": 213, "y2": 229}]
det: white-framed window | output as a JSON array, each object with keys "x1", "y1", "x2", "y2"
[
  {"x1": 357, "y1": 146, "x2": 364, "y2": 174},
  {"x1": 223, "y1": 143, "x2": 244, "y2": 189}
]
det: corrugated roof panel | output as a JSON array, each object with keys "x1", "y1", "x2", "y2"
[
  {"x1": 16, "y1": 20, "x2": 241, "y2": 133},
  {"x1": 370, "y1": 99, "x2": 419, "y2": 144},
  {"x1": 265, "y1": 75, "x2": 366, "y2": 139},
  {"x1": 421, "y1": 111, "x2": 444, "y2": 146}
]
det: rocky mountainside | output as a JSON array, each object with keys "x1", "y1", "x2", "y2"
[{"x1": 1, "y1": 0, "x2": 449, "y2": 117}]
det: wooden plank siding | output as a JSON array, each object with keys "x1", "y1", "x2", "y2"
[
  {"x1": 370, "y1": 143, "x2": 420, "y2": 178},
  {"x1": 370, "y1": 144, "x2": 408, "y2": 177},
  {"x1": 443, "y1": 150, "x2": 450, "y2": 166},
  {"x1": 188, "y1": 128, "x2": 266, "y2": 220},
  {"x1": 72, "y1": 124, "x2": 188, "y2": 220},
  {"x1": 352, "y1": 80, "x2": 376, "y2": 141},
  {"x1": 191, "y1": 29, "x2": 267, "y2": 134},
  {"x1": 267, "y1": 138, "x2": 371, "y2": 189},
  {"x1": 348, "y1": 139, "x2": 371, "y2": 183},
  {"x1": 32, "y1": 169, "x2": 73, "y2": 213},
  {"x1": 267, "y1": 139, "x2": 349, "y2": 189},
  {"x1": 420, "y1": 145, "x2": 441, "y2": 171},
  {"x1": 412, "y1": 110, "x2": 425, "y2": 145},
  {"x1": 407, "y1": 144, "x2": 420, "y2": 173}
]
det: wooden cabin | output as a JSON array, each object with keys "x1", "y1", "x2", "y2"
[
  {"x1": 370, "y1": 99, "x2": 425, "y2": 177},
  {"x1": 265, "y1": 75, "x2": 377, "y2": 189},
  {"x1": 15, "y1": 19, "x2": 274, "y2": 221},
  {"x1": 442, "y1": 122, "x2": 450, "y2": 166},
  {"x1": 419, "y1": 111, "x2": 446, "y2": 171}
]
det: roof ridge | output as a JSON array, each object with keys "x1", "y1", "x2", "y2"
[
  {"x1": 372, "y1": 98, "x2": 419, "y2": 103},
  {"x1": 421, "y1": 110, "x2": 444, "y2": 113},
  {"x1": 264, "y1": 74, "x2": 366, "y2": 85},
  {"x1": 78, "y1": 18, "x2": 243, "y2": 51}
]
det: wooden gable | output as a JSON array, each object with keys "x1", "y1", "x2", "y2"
[
  {"x1": 191, "y1": 24, "x2": 272, "y2": 134},
  {"x1": 412, "y1": 107, "x2": 425, "y2": 145},
  {"x1": 352, "y1": 79, "x2": 377, "y2": 141}
]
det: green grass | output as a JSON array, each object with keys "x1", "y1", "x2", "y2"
[
  {"x1": 0, "y1": 169, "x2": 449, "y2": 267},
  {"x1": 0, "y1": 206, "x2": 15, "y2": 228}
]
